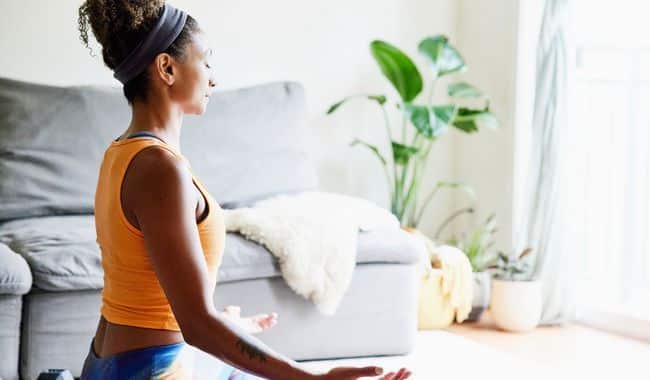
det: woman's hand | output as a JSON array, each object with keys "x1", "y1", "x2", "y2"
[{"x1": 221, "y1": 305, "x2": 278, "y2": 335}]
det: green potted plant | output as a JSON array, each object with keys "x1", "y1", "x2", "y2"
[
  {"x1": 326, "y1": 35, "x2": 499, "y2": 229},
  {"x1": 443, "y1": 212, "x2": 498, "y2": 322},
  {"x1": 486, "y1": 248, "x2": 541, "y2": 332}
]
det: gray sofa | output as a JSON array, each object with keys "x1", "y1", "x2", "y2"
[{"x1": 0, "y1": 76, "x2": 424, "y2": 380}]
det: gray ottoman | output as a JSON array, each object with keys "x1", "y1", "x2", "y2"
[{"x1": 0, "y1": 242, "x2": 32, "y2": 380}]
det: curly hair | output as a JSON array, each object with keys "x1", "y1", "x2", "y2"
[{"x1": 78, "y1": 0, "x2": 200, "y2": 105}]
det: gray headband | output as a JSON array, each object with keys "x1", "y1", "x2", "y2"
[{"x1": 113, "y1": 3, "x2": 188, "y2": 85}]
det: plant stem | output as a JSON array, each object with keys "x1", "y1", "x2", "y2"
[
  {"x1": 434, "y1": 207, "x2": 475, "y2": 240},
  {"x1": 391, "y1": 106, "x2": 404, "y2": 214},
  {"x1": 415, "y1": 182, "x2": 441, "y2": 226},
  {"x1": 402, "y1": 160, "x2": 419, "y2": 226},
  {"x1": 401, "y1": 106, "x2": 407, "y2": 144},
  {"x1": 398, "y1": 164, "x2": 409, "y2": 221},
  {"x1": 394, "y1": 103, "x2": 410, "y2": 222},
  {"x1": 412, "y1": 139, "x2": 433, "y2": 227},
  {"x1": 380, "y1": 105, "x2": 393, "y2": 145},
  {"x1": 404, "y1": 134, "x2": 425, "y2": 226},
  {"x1": 410, "y1": 76, "x2": 439, "y2": 227},
  {"x1": 379, "y1": 105, "x2": 394, "y2": 205}
]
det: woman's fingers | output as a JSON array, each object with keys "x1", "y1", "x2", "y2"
[
  {"x1": 393, "y1": 368, "x2": 411, "y2": 380},
  {"x1": 223, "y1": 308, "x2": 280, "y2": 334},
  {"x1": 253, "y1": 313, "x2": 278, "y2": 325},
  {"x1": 379, "y1": 368, "x2": 411, "y2": 380},
  {"x1": 244, "y1": 312, "x2": 278, "y2": 332}
]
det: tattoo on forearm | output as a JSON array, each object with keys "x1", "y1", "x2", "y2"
[{"x1": 236, "y1": 339, "x2": 268, "y2": 362}]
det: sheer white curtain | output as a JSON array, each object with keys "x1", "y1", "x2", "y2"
[
  {"x1": 518, "y1": 0, "x2": 650, "y2": 328},
  {"x1": 515, "y1": 0, "x2": 576, "y2": 325}
]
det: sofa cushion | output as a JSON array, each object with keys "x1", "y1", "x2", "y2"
[
  {"x1": 0, "y1": 243, "x2": 32, "y2": 295},
  {"x1": 219, "y1": 224, "x2": 424, "y2": 283},
  {"x1": 0, "y1": 76, "x2": 317, "y2": 223},
  {"x1": 0, "y1": 216, "x2": 101, "y2": 291},
  {"x1": 0, "y1": 214, "x2": 424, "y2": 291},
  {"x1": 179, "y1": 81, "x2": 319, "y2": 206},
  {"x1": 219, "y1": 189, "x2": 307, "y2": 210},
  {"x1": 0, "y1": 77, "x2": 129, "y2": 223}
]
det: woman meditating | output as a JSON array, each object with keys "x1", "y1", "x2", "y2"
[{"x1": 77, "y1": 1, "x2": 411, "y2": 379}]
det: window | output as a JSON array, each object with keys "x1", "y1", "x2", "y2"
[{"x1": 572, "y1": 0, "x2": 650, "y2": 329}]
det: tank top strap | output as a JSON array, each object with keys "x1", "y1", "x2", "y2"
[
  {"x1": 123, "y1": 133, "x2": 189, "y2": 167},
  {"x1": 114, "y1": 131, "x2": 166, "y2": 143},
  {"x1": 111, "y1": 133, "x2": 201, "y2": 194}
]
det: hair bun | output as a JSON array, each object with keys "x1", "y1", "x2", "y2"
[
  {"x1": 117, "y1": 0, "x2": 166, "y2": 31},
  {"x1": 78, "y1": 0, "x2": 166, "y2": 64}
]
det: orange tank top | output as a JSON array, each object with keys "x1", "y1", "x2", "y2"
[{"x1": 94, "y1": 136, "x2": 226, "y2": 331}]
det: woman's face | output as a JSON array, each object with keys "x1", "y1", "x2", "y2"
[{"x1": 172, "y1": 31, "x2": 216, "y2": 115}]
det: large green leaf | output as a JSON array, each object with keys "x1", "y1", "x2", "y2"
[
  {"x1": 452, "y1": 108, "x2": 500, "y2": 133},
  {"x1": 326, "y1": 94, "x2": 387, "y2": 114},
  {"x1": 391, "y1": 141, "x2": 419, "y2": 166},
  {"x1": 432, "y1": 104, "x2": 456, "y2": 124},
  {"x1": 403, "y1": 103, "x2": 432, "y2": 138},
  {"x1": 403, "y1": 103, "x2": 455, "y2": 139},
  {"x1": 370, "y1": 40, "x2": 423, "y2": 102},
  {"x1": 418, "y1": 35, "x2": 466, "y2": 77},
  {"x1": 448, "y1": 82, "x2": 482, "y2": 98}
]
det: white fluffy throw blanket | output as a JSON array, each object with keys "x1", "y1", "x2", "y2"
[{"x1": 222, "y1": 191, "x2": 399, "y2": 315}]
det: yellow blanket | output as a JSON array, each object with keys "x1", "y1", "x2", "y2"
[{"x1": 407, "y1": 229, "x2": 474, "y2": 329}]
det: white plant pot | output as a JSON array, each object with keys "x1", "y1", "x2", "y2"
[
  {"x1": 490, "y1": 278, "x2": 542, "y2": 332},
  {"x1": 465, "y1": 271, "x2": 491, "y2": 322}
]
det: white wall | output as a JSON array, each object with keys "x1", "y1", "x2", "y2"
[
  {"x1": 0, "y1": 1, "x2": 522, "y2": 245},
  {"x1": 451, "y1": 0, "x2": 521, "y2": 250}
]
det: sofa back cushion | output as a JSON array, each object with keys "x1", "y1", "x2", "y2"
[
  {"x1": 0, "y1": 77, "x2": 128, "y2": 222},
  {"x1": 0, "y1": 77, "x2": 317, "y2": 222},
  {"x1": 179, "y1": 81, "x2": 318, "y2": 205}
]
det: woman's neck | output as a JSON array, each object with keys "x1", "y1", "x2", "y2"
[{"x1": 126, "y1": 97, "x2": 183, "y2": 152}]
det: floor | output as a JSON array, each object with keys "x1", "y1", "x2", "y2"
[
  {"x1": 297, "y1": 312, "x2": 650, "y2": 379},
  {"x1": 298, "y1": 329, "x2": 549, "y2": 380},
  {"x1": 447, "y1": 311, "x2": 650, "y2": 374},
  {"x1": 192, "y1": 311, "x2": 649, "y2": 379},
  {"x1": 193, "y1": 327, "x2": 543, "y2": 379}
]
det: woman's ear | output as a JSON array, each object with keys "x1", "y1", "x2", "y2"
[{"x1": 153, "y1": 53, "x2": 175, "y2": 86}]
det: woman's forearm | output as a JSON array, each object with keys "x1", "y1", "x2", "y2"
[{"x1": 186, "y1": 310, "x2": 319, "y2": 380}]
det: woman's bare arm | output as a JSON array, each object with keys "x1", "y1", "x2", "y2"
[{"x1": 128, "y1": 147, "x2": 318, "y2": 380}]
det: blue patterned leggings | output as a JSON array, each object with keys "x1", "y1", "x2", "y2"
[{"x1": 80, "y1": 338, "x2": 265, "y2": 379}]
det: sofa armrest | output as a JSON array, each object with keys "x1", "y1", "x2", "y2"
[{"x1": 0, "y1": 243, "x2": 32, "y2": 295}]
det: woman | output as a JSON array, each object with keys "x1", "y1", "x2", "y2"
[{"x1": 77, "y1": 1, "x2": 412, "y2": 379}]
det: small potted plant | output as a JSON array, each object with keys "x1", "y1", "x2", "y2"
[
  {"x1": 486, "y1": 248, "x2": 541, "y2": 332},
  {"x1": 445, "y1": 213, "x2": 498, "y2": 322}
]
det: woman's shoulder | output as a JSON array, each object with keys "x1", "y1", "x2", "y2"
[{"x1": 121, "y1": 145, "x2": 196, "y2": 212}]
